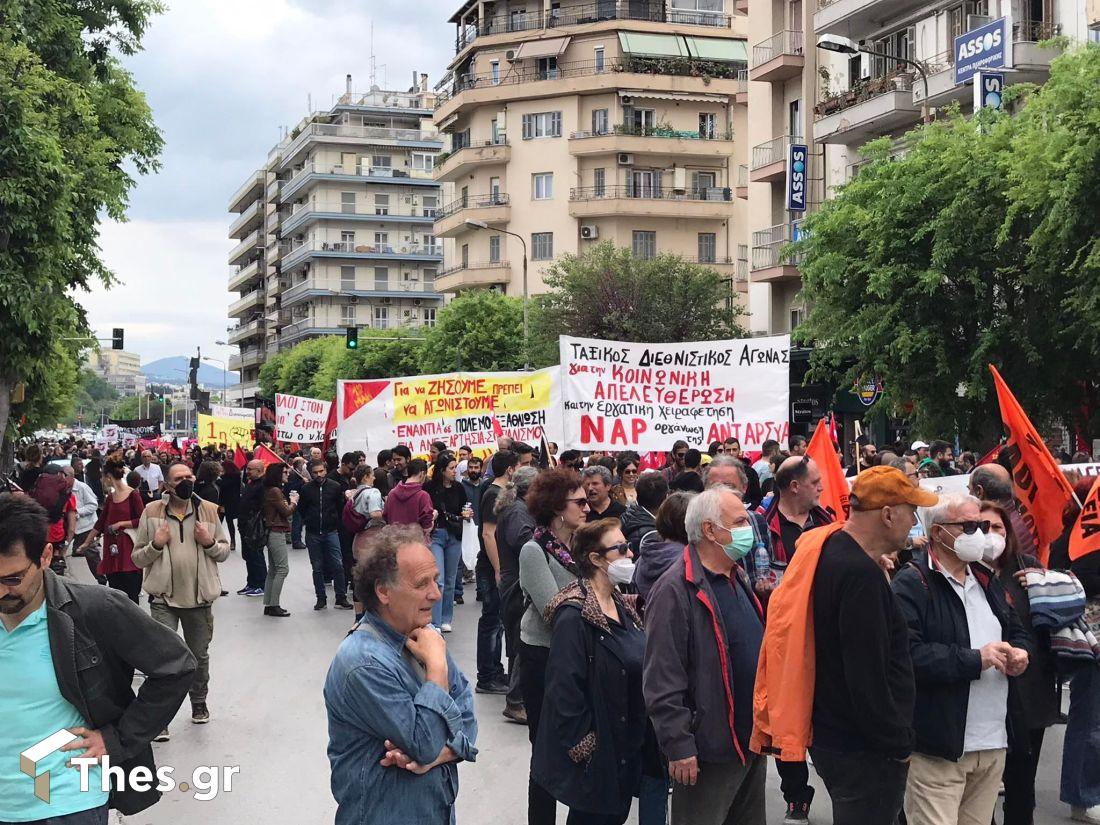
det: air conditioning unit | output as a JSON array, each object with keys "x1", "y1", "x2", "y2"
[
  {"x1": 413, "y1": 298, "x2": 422, "y2": 306},
  {"x1": 621, "y1": 96, "x2": 633, "y2": 105},
  {"x1": 380, "y1": 297, "x2": 392, "y2": 305},
  {"x1": 966, "y1": 14, "x2": 992, "y2": 30},
  {"x1": 348, "y1": 296, "x2": 359, "y2": 304},
  {"x1": 617, "y1": 153, "x2": 634, "y2": 166},
  {"x1": 580, "y1": 225, "x2": 599, "y2": 240},
  {"x1": 505, "y1": 49, "x2": 517, "y2": 61}
]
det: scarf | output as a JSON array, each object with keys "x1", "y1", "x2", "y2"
[{"x1": 533, "y1": 525, "x2": 579, "y2": 575}]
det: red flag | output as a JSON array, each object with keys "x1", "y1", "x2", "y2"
[
  {"x1": 488, "y1": 394, "x2": 504, "y2": 439},
  {"x1": 233, "y1": 446, "x2": 247, "y2": 470},
  {"x1": 989, "y1": 364, "x2": 1074, "y2": 565},
  {"x1": 639, "y1": 451, "x2": 665, "y2": 472},
  {"x1": 1070, "y1": 477, "x2": 1100, "y2": 561},
  {"x1": 254, "y1": 444, "x2": 285, "y2": 467},
  {"x1": 806, "y1": 417, "x2": 849, "y2": 523},
  {"x1": 322, "y1": 396, "x2": 337, "y2": 452},
  {"x1": 976, "y1": 443, "x2": 1001, "y2": 466}
]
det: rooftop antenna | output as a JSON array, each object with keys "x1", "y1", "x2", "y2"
[{"x1": 368, "y1": 22, "x2": 387, "y2": 90}]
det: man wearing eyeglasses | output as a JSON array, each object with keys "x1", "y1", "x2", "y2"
[{"x1": 0, "y1": 496, "x2": 195, "y2": 824}]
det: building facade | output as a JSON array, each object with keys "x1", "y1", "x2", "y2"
[
  {"x1": 227, "y1": 75, "x2": 445, "y2": 406},
  {"x1": 86, "y1": 350, "x2": 145, "y2": 396},
  {"x1": 433, "y1": 0, "x2": 751, "y2": 304}
]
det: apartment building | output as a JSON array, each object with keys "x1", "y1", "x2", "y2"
[
  {"x1": 227, "y1": 76, "x2": 445, "y2": 406},
  {"x1": 86, "y1": 350, "x2": 146, "y2": 396},
  {"x1": 745, "y1": 0, "x2": 1090, "y2": 334},
  {"x1": 433, "y1": 0, "x2": 751, "y2": 305}
]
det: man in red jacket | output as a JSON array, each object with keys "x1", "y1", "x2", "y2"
[{"x1": 382, "y1": 458, "x2": 435, "y2": 542}]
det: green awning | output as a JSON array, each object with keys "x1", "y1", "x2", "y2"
[
  {"x1": 683, "y1": 36, "x2": 748, "y2": 63},
  {"x1": 617, "y1": 31, "x2": 690, "y2": 58}
]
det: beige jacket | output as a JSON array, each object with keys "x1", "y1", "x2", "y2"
[{"x1": 132, "y1": 495, "x2": 231, "y2": 608}]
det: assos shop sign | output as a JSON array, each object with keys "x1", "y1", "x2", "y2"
[
  {"x1": 786, "y1": 143, "x2": 808, "y2": 212},
  {"x1": 954, "y1": 18, "x2": 1008, "y2": 85}
]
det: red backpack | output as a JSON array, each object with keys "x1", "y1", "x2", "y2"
[{"x1": 33, "y1": 467, "x2": 71, "y2": 523}]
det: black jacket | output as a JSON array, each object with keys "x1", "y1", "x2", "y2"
[
  {"x1": 297, "y1": 477, "x2": 345, "y2": 534},
  {"x1": 620, "y1": 502, "x2": 657, "y2": 556},
  {"x1": 892, "y1": 555, "x2": 1035, "y2": 761},
  {"x1": 43, "y1": 570, "x2": 195, "y2": 814}
]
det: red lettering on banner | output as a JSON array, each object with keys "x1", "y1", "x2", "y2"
[
  {"x1": 632, "y1": 418, "x2": 647, "y2": 442},
  {"x1": 580, "y1": 415, "x2": 604, "y2": 444}
]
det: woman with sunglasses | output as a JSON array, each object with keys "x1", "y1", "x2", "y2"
[
  {"x1": 612, "y1": 456, "x2": 640, "y2": 506},
  {"x1": 519, "y1": 467, "x2": 588, "y2": 825},
  {"x1": 532, "y1": 519, "x2": 645, "y2": 825}
]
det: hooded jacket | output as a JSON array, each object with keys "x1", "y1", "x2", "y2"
[
  {"x1": 620, "y1": 502, "x2": 657, "y2": 556},
  {"x1": 382, "y1": 481, "x2": 435, "y2": 538}
]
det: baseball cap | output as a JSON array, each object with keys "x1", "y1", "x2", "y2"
[
  {"x1": 910, "y1": 440, "x2": 930, "y2": 450},
  {"x1": 850, "y1": 465, "x2": 938, "y2": 510}
]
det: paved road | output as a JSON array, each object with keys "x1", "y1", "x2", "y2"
[{"x1": 66, "y1": 548, "x2": 1076, "y2": 825}]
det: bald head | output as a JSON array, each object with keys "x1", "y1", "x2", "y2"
[
  {"x1": 246, "y1": 459, "x2": 265, "y2": 481},
  {"x1": 969, "y1": 463, "x2": 1013, "y2": 503}
]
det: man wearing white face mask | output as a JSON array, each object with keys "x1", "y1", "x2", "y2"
[{"x1": 892, "y1": 493, "x2": 1034, "y2": 825}]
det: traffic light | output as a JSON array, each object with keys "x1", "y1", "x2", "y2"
[
  {"x1": 112, "y1": 328, "x2": 124, "y2": 350},
  {"x1": 346, "y1": 327, "x2": 359, "y2": 349}
]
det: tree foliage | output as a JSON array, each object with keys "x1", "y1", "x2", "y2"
[
  {"x1": 419, "y1": 291, "x2": 525, "y2": 374},
  {"x1": 0, "y1": 1, "x2": 163, "y2": 458},
  {"x1": 794, "y1": 47, "x2": 1099, "y2": 446},
  {"x1": 529, "y1": 242, "x2": 746, "y2": 366}
]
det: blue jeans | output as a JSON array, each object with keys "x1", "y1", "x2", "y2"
[
  {"x1": 306, "y1": 530, "x2": 345, "y2": 602},
  {"x1": 638, "y1": 774, "x2": 670, "y2": 825},
  {"x1": 1, "y1": 805, "x2": 110, "y2": 825},
  {"x1": 476, "y1": 562, "x2": 505, "y2": 684},
  {"x1": 430, "y1": 528, "x2": 462, "y2": 626},
  {"x1": 291, "y1": 508, "x2": 304, "y2": 545},
  {"x1": 1063, "y1": 663, "x2": 1100, "y2": 807},
  {"x1": 242, "y1": 541, "x2": 268, "y2": 590}
]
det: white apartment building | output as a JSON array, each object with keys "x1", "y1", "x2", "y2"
[
  {"x1": 227, "y1": 75, "x2": 445, "y2": 406},
  {"x1": 86, "y1": 350, "x2": 146, "y2": 396}
]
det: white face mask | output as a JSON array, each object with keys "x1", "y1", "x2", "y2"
[
  {"x1": 983, "y1": 533, "x2": 1006, "y2": 563},
  {"x1": 607, "y1": 558, "x2": 636, "y2": 586},
  {"x1": 945, "y1": 529, "x2": 988, "y2": 563}
]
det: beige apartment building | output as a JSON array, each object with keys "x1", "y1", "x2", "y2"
[
  {"x1": 86, "y1": 349, "x2": 145, "y2": 396},
  {"x1": 745, "y1": 0, "x2": 1091, "y2": 334},
  {"x1": 432, "y1": 0, "x2": 752, "y2": 306},
  {"x1": 227, "y1": 77, "x2": 444, "y2": 406}
]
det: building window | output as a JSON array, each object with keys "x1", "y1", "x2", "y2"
[
  {"x1": 631, "y1": 108, "x2": 656, "y2": 133},
  {"x1": 1089, "y1": 23, "x2": 1100, "y2": 43},
  {"x1": 374, "y1": 306, "x2": 389, "y2": 329},
  {"x1": 531, "y1": 232, "x2": 553, "y2": 261},
  {"x1": 422, "y1": 268, "x2": 436, "y2": 288},
  {"x1": 692, "y1": 171, "x2": 717, "y2": 198},
  {"x1": 699, "y1": 112, "x2": 718, "y2": 139},
  {"x1": 593, "y1": 168, "x2": 606, "y2": 197},
  {"x1": 411, "y1": 153, "x2": 434, "y2": 172},
  {"x1": 632, "y1": 230, "x2": 656, "y2": 259},
  {"x1": 341, "y1": 191, "x2": 356, "y2": 214},
  {"x1": 422, "y1": 233, "x2": 437, "y2": 253},
  {"x1": 341, "y1": 303, "x2": 357, "y2": 325},
  {"x1": 341, "y1": 231, "x2": 356, "y2": 249},
  {"x1": 374, "y1": 267, "x2": 389, "y2": 290},
  {"x1": 371, "y1": 155, "x2": 392, "y2": 168},
  {"x1": 697, "y1": 233, "x2": 717, "y2": 263},
  {"x1": 489, "y1": 235, "x2": 501, "y2": 263},
  {"x1": 532, "y1": 172, "x2": 553, "y2": 200},
  {"x1": 488, "y1": 177, "x2": 501, "y2": 201},
  {"x1": 537, "y1": 56, "x2": 558, "y2": 80},
  {"x1": 375, "y1": 194, "x2": 390, "y2": 216},
  {"x1": 424, "y1": 307, "x2": 437, "y2": 327},
  {"x1": 592, "y1": 108, "x2": 609, "y2": 135},
  {"x1": 422, "y1": 194, "x2": 439, "y2": 217},
  {"x1": 594, "y1": 46, "x2": 605, "y2": 72},
  {"x1": 491, "y1": 60, "x2": 501, "y2": 84},
  {"x1": 789, "y1": 99, "x2": 802, "y2": 138},
  {"x1": 491, "y1": 119, "x2": 503, "y2": 144},
  {"x1": 341, "y1": 265, "x2": 356, "y2": 291},
  {"x1": 461, "y1": 243, "x2": 469, "y2": 267},
  {"x1": 375, "y1": 233, "x2": 389, "y2": 251},
  {"x1": 522, "y1": 111, "x2": 563, "y2": 139}
]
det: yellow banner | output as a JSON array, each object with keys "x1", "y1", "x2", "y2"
[
  {"x1": 197, "y1": 414, "x2": 255, "y2": 450},
  {"x1": 391, "y1": 373, "x2": 552, "y2": 424}
]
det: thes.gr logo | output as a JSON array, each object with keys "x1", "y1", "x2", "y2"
[{"x1": 20, "y1": 729, "x2": 79, "y2": 803}]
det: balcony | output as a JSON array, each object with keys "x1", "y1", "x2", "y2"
[
  {"x1": 228, "y1": 348, "x2": 264, "y2": 372},
  {"x1": 568, "y1": 126, "x2": 735, "y2": 159},
  {"x1": 435, "y1": 193, "x2": 511, "y2": 237},
  {"x1": 280, "y1": 276, "x2": 443, "y2": 308},
  {"x1": 228, "y1": 169, "x2": 264, "y2": 213},
  {"x1": 749, "y1": 134, "x2": 797, "y2": 182},
  {"x1": 814, "y1": 74, "x2": 919, "y2": 145},
  {"x1": 281, "y1": 202, "x2": 439, "y2": 235},
  {"x1": 227, "y1": 318, "x2": 265, "y2": 345},
  {"x1": 281, "y1": 240, "x2": 443, "y2": 272},
  {"x1": 228, "y1": 289, "x2": 265, "y2": 318},
  {"x1": 435, "y1": 140, "x2": 511, "y2": 183},
  {"x1": 225, "y1": 380, "x2": 260, "y2": 404},
  {"x1": 814, "y1": 0, "x2": 930, "y2": 38},
  {"x1": 435, "y1": 261, "x2": 512, "y2": 293},
  {"x1": 568, "y1": 185, "x2": 733, "y2": 219},
  {"x1": 333, "y1": 88, "x2": 433, "y2": 114},
  {"x1": 280, "y1": 122, "x2": 443, "y2": 169},
  {"x1": 751, "y1": 221, "x2": 803, "y2": 281},
  {"x1": 228, "y1": 229, "x2": 263, "y2": 267},
  {"x1": 228, "y1": 200, "x2": 264, "y2": 239},
  {"x1": 749, "y1": 31, "x2": 804, "y2": 83},
  {"x1": 736, "y1": 164, "x2": 749, "y2": 198},
  {"x1": 228, "y1": 258, "x2": 263, "y2": 293},
  {"x1": 280, "y1": 317, "x2": 351, "y2": 348},
  {"x1": 735, "y1": 69, "x2": 748, "y2": 104},
  {"x1": 281, "y1": 161, "x2": 439, "y2": 201}
]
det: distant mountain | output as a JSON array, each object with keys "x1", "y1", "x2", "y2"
[{"x1": 142, "y1": 356, "x2": 240, "y2": 387}]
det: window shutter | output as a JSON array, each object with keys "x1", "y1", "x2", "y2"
[
  {"x1": 522, "y1": 114, "x2": 533, "y2": 140},
  {"x1": 552, "y1": 112, "x2": 562, "y2": 137}
]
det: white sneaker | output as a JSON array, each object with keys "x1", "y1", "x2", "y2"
[
  {"x1": 1071, "y1": 807, "x2": 1100, "y2": 824},
  {"x1": 441, "y1": 623, "x2": 453, "y2": 633}
]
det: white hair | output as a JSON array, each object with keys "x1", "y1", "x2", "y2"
[
  {"x1": 925, "y1": 492, "x2": 982, "y2": 528},
  {"x1": 685, "y1": 485, "x2": 735, "y2": 544},
  {"x1": 703, "y1": 455, "x2": 748, "y2": 489}
]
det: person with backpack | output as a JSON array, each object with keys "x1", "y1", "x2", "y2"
[
  {"x1": 261, "y1": 462, "x2": 296, "y2": 618},
  {"x1": 299, "y1": 460, "x2": 353, "y2": 612},
  {"x1": 236, "y1": 459, "x2": 269, "y2": 597},
  {"x1": 343, "y1": 465, "x2": 385, "y2": 618},
  {"x1": 33, "y1": 464, "x2": 76, "y2": 576}
]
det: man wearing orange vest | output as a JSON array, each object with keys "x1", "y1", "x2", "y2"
[{"x1": 752, "y1": 466, "x2": 937, "y2": 825}]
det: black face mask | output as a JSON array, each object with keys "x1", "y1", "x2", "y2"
[{"x1": 172, "y1": 479, "x2": 195, "y2": 500}]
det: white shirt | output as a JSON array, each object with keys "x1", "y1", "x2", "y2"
[
  {"x1": 71, "y1": 479, "x2": 99, "y2": 534},
  {"x1": 135, "y1": 462, "x2": 163, "y2": 492},
  {"x1": 753, "y1": 458, "x2": 773, "y2": 482},
  {"x1": 941, "y1": 565, "x2": 1009, "y2": 752}
]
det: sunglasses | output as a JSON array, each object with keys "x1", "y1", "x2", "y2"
[
  {"x1": 674, "y1": 452, "x2": 687, "y2": 460},
  {"x1": 566, "y1": 497, "x2": 590, "y2": 508},
  {"x1": 623, "y1": 468, "x2": 639, "y2": 475},
  {"x1": 603, "y1": 541, "x2": 630, "y2": 556},
  {"x1": 0, "y1": 561, "x2": 36, "y2": 588},
  {"x1": 942, "y1": 520, "x2": 991, "y2": 535}
]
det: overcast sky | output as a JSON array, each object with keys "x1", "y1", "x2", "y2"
[{"x1": 78, "y1": 0, "x2": 454, "y2": 369}]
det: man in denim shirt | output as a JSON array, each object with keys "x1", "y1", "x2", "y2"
[{"x1": 325, "y1": 525, "x2": 477, "y2": 825}]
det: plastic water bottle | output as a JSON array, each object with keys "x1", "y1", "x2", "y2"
[{"x1": 753, "y1": 540, "x2": 774, "y2": 587}]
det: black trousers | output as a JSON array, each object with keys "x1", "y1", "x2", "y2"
[
  {"x1": 778, "y1": 758, "x2": 815, "y2": 805},
  {"x1": 566, "y1": 809, "x2": 629, "y2": 825},
  {"x1": 520, "y1": 641, "x2": 557, "y2": 825},
  {"x1": 810, "y1": 747, "x2": 908, "y2": 825},
  {"x1": 106, "y1": 571, "x2": 142, "y2": 604},
  {"x1": 1002, "y1": 728, "x2": 1046, "y2": 825}
]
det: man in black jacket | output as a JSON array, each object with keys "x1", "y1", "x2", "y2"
[
  {"x1": 298, "y1": 461, "x2": 352, "y2": 611},
  {"x1": 236, "y1": 459, "x2": 268, "y2": 596},
  {"x1": 0, "y1": 496, "x2": 195, "y2": 822},
  {"x1": 620, "y1": 472, "x2": 667, "y2": 555}
]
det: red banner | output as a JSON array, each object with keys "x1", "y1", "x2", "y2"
[
  {"x1": 254, "y1": 444, "x2": 285, "y2": 467},
  {"x1": 806, "y1": 417, "x2": 849, "y2": 523},
  {"x1": 1070, "y1": 477, "x2": 1100, "y2": 561}
]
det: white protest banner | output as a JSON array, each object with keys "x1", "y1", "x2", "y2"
[
  {"x1": 918, "y1": 462, "x2": 1100, "y2": 498},
  {"x1": 559, "y1": 334, "x2": 791, "y2": 452},
  {"x1": 210, "y1": 405, "x2": 253, "y2": 421},
  {"x1": 337, "y1": 368, "x2": 562, "y2": 459},
  {"x1": 275, "y1": 393, "x2": 332, "y2": 443},
  {"x1": 100, "y1": 424, "x2": 120, "y2": 444}
]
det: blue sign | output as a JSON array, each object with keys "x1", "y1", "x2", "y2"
[
  {"x1": 786, "y1": 143, "x2": 808, "y2": 212},
  {"x1": 954, "y1": 18, "x2": 1007, "y2": 85},
  {"x1": 974, "y1": 71, "x2": 1004, "y2": 110}
]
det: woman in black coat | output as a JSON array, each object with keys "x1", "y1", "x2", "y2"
[{"x1": 532, "y1": 518, "x2": 646, "y2": 825}]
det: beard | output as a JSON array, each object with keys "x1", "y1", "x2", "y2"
[{"x1": 0, "y1": 595, "x2": 26, "y2": 614}]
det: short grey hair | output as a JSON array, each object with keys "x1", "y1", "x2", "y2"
[
  {"x1": 513, "y1": 465, "x2": 539, "y2": 495},
  {"x1": 925, "y1": 492, "x2": 981, "y2": 528},
  {"x1": 353, "y1": 524, "x2": 429, "y2": 611},
  {"x1": 685, "y1": 485, "x2": 735, "y2": 545},
  {"x1": 881, "y1": 454, "x2": 909, "y2": 472},
  {"x1": 581, "y1": 465, "x2": 612, "y2": 485},
  {"x1": 703, "y1": 455, "x2": 747, "y2": 488}
]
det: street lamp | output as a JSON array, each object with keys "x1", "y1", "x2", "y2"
[
  {"x1": 201, "y1": 355, "x2": 228, "y2": 404},
  {"x1": 816, "y1": 34, "x2": 931, "y2": 125},
  {"x1": 464, "y1": 218, "x2": 529, "y2": 369}
]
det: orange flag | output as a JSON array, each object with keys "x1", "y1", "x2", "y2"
[
  {"x1": 806, "y1": 417, "x2": 848, "y2": 523},
  {"x1": 254, "y1": 444, "x2": 285, "y2": 467},
  {"x1": 989, "y1": 364, "x2": 1074, "y2": 565},
  {"x1": 1070, "y1": 477, "x2": 1100, "y2": 561}
]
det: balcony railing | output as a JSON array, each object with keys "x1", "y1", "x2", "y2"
[
  {"x1": 1014, "y1": 19, "x2": 1059, "y2": 41},
  {"x1": 736, "y1": 68, "x2": 748, "y2": 95},
  {"x1": 751, "y1": 221, "x2": 803, "y2": 269},
  {"x1": 814, "y1": 71, "x2": 913, "y2": 118},
  {"x1": 283, "y1": 277, "x2": 439, "y2": 304},
  {"x1": 438, "y1": 193, "x2": 511, "y2": 219},
  {"x1": 283, "y1": 122, "x2": 442, "y2": 162},
  {"x1": 750, "y1": 134, "x2": 798, "y2": 170},
  {"x1": 751, "y1": 30, "x2": 804, "y2": 68},
  {"x1": 570, "y1": 124, "x2": 734, "y2": 140},
  {"x1": 285, "y1": 239, "x2": 442, "y2": 258},
  {"x1": 334, "y1": 89, "x2": 432, "y2": 110},
  {"x1": 283, "y1": 160, "x2": 431, "y2": 191},
  {"x1": 569, "y1": 185, "x2": 732, "y2": 202},
  {"x1": 439, "y1": 260, "x2": 512, "y2": 277},
  {"x1": 285, "y1": 201, "x2": 440, "y2": 226},
  {"x1": 737, "y1": 164, "x2": 748, "y2": 187}
]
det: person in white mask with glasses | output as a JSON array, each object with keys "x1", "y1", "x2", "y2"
[{"x1": 892, "y1": 492, "x2": 1034, "y2": 825}]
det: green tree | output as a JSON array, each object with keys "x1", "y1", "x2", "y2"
[
  {"x1": 110, "y1": 394, "x2": 172, "y2": 422},
  {"x1": 529, "y1": 242, "x2": 746, "y2": 367},
  {"x1": 0, "y1": 1, "x2": 163, "y2": 461},
  {"x1": 419, "y1": 291, "x2": 524, "y2": 374},
  {"x1": 793, "y1": 46, "x2": 1098, "y2": 446},
  {"x1": 68, "y1": 367, "x2": 120, "y2": 425}
]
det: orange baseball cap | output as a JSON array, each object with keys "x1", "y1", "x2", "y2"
[{"x1": 850, "y1": 465, "x2": 939, "y2": 510}]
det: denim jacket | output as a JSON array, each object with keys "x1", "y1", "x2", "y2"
[{"x1": 324, "y1": 612, "x2": 478, "y2": 825}]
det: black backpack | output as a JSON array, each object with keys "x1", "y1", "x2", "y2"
[{"x1": 238, "y1": 483, "x2": 268, "y2": 551}]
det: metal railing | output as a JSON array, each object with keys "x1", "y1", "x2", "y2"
[
  {"x1": 438, "y1": 193, "x2": 511, "y2": 218},
  {"x1": 334, "y1": 89, "x2": 432, "y2": 110},
  {"x1": 1014, "y1": 19, "x2": 1059, "y2": 41},
  {"x1": 737, "y1": 164, "x2": 748, "y2": 187},
  {"x1": 285, "y1": 239, "x2": 442, "y2": 257},
  {"x1": 736, "y1": 68, "x2": 748, "y2": 94},
  {"x1": 750, "y1": 134, "x2": 797, "y2": 170},
  {"x1": 736, "y1": 257, "x2": 749, "y2": 281},
  {"x1": 286, "y1": 201, "x2": 439, "y2": 223},
  {"x1": 283, "y1": 123, "x2": 442, "y2": 160},
  {"x1": 570, "y1": 184, "x2": 732, "y2": 202},
  {"x1": 437, "y1": 138, "x2": 509, "y2": 166},
  {"x1": 751, "y1": 221, "x2": 803, "y2": 269},
  {"x1": 283, "y1": 160, "x2": 428, "y2": 190},
  {"x1": 751, "y1": 30, "x2": 804, "y2": 68},
  {"x1": 570, "y1": 124, "x2": 733, "y2": 140},
  {"x1": 439, "y1": 260, "x2": 512, "y2": 277}
]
